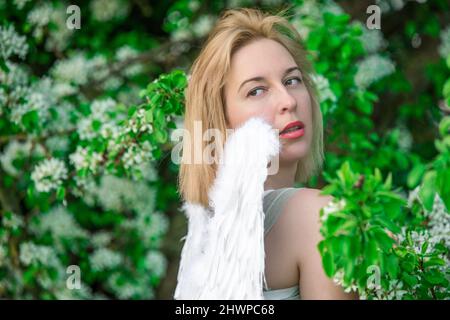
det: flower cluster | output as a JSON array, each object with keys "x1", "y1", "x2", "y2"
[
  {"x1": 106, "y1": 272, "x2": 155, "y2": 299},
  {"x1": 31, "y1": 158, "x2": 68, "y2": 193},
  {"x1": 439, "y1": 25, "x2": 450, "y2": 59},
  {"x1": 122, "y1": 141, "x2": 154, "y2": 170},
  {"x1": 90, "y1": 248, "x2": 123, "y2": 272},
  {"x1": 90, "y1": 0, "x2": 130, "y2": 22},
  {"x1": 0, "y1": 139, "x2": 45, "y2": 176},
  {"x1": 355, "y1": 54, "x2": 396, "y2": 89},
  {"x1": 424, "y1": 193, "x2": 450, "y2": 248},
  {"x1": 320, "y1": 198, "x2": 347, "y2": 222},
  {"x1": 27, "y1": 2, "x2": 73, "y2": 52},
  {"x1": 69, "y1": 146, "x2": 104, "y2": 174},
  {"x1": 0, "y1": 24, "x2": 28, "y2": 60},
  {"x1": 19, "y1": 242, "x2": 61, "y2": 268},
  {"x1": 51, "y1": 52, "x2": 108, "y2": 87},
  {"x1": 30, "y1": 205, "x2": 88, "y2": 240},
  {"x1": 145, "y1": 250, "x2": 168, "y2": 278},
  {"x1": 311, "y1": 73, "x2": 337, "y2": 111},
  {"x1": 358, "y1": 24, "x2": 387, "y2": 54},
  {"x1": 76, "y1": 98, "x2": 120, "y2": 141}
]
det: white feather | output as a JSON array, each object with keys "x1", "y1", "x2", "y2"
[{"x1": 174, "y1": 117, "x2": 280, "y2": 300}]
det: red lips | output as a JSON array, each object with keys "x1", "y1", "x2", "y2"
[{"x1": 280, "y1": 120, "x2": 305, "y2": 135}]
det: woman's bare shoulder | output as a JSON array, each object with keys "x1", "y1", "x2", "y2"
[
  {"x1": 282, "y1": 187, "x2": 334, "y2": 248},
  {"x1": 288, "y1": 187, "x2": 334, "y2": 212}
]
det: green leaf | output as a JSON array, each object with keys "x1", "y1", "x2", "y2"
[
  {"x1": 402, "y1": 272, "x2": 418, "y2": 287},
  {"x1": 322, "y1": 250, "x2": 335, "y2": 277},
  {"x1": 145, "y1": 109, "x2": 153, "y2": 123},
  {"x1": 154, "y1": 128, "x2": 168, "y2": 144},
  {"x1": 424, "y1": 269, "x2": 446, "y2": 285},
  {"x1": 171, "y1": 70, "x2": 187, "y2": 88},
  {"x1": 92, "y1": 119, "x2": 102, "y2": 132},
  {"x1": 373, "y1": 215, "x2": 401, "y2": 234},
  {"x1": 384, "y1": 172, "x2": 392, "y2": 190},
  {"x1": 419, "y1": 171, "x2": 437, "y2": 211},
  {"x1": 421, "y1": 241, "x2": 429, "y2": 255},
  {"x1": 444, "y1": 79, "x2": 450, "y2": 100},
  {"x1": 423, "y1": 257, "x2": 445, "y2": 268},
  {"x1": 407, "y1": 162, "x2": 426, "y2": 188},
  {"x1": 438, "y1": 116, "x2": 450, "y2": 137},
  {"x1": 386, "y1": 254, "x2": 399, "y2": 278},
  {"x1": 372, "y1": 228, "x2": 394, "y2": 252},
  {"x1": 128, "y1": 105, "x2": 137, "y2": 117},
  {"x1": 56, "y1": 187, "x2": 65, "y2": 201},
  {"x1": 0, "y1": 59, "x2": 10, "y2": 72},
  {"x1": 365, "y1": 237, "x2": 379, "y2": 265}
]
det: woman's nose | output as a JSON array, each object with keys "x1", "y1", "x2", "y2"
[{"x1": 276, "y1": 87, "x2": 297, "y2": 113}]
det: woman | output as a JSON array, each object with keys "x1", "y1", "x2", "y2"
[{"x1": 177, "y1": 7, "x2": 358, "y2": 300}]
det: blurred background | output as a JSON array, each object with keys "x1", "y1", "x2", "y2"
[{"x1": 0, "y1": 0, "x2": 449, "y2": 299}]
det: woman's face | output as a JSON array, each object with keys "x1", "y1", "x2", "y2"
[{"x1": 223, "y1": 38, "x2": 313, "y2": 164}]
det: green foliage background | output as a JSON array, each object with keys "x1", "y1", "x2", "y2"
[{"x1": 0, "y1": 0, "x2": 449, "y2": 299}]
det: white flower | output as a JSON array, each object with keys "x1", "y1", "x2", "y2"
[
  {"x1": 9, "y1": 77, "x2": 55, "y2": 126},
  {"x1": 122, "y1": 141, "x2": 153, "y2": 170},
  {"x1": 90, "y1": 248, "x2": 123, "y2": 271},
  {"x1": 31, "y1": 205, "x2": 87, "y2": 239},
  {"x1": 396, "y1": 122, "x2": 413, "y2": 151},
  {"x1": 44, "y1": 6, "x2": 73, "y2": 52},
  {"x1": 146, "y1": 212, "x2": 169, "y2": 241},
  {"x1": 52, "y1": 83, "x2": 77, "y2": 98},
  {"x1": 192, "y1": 15, "x2": 215, "y2": 38},
  {"x1": 31, "y1": 158, "x2": 68, "y2": 193},
  {"x1": 438, "y1": 25, "x2": 450, "y2": 59},
  {"x1": 69, "y1": 146, "x2": 103, "y2": 173},
  {"x1": 0, "y1": 24, "x2": 28, "y2": 60},
  {"x1": 171, "y1": 28, "x2": 192, "y2": 42},
  {"x1": 116, "y1": 46, "x2": 143, "y2": 77},
  {"x1": 19, "y1": 242, "x2": 60, "y2": 268},
  {"x1": 51, "y1": 54, "x2": 90, "y2": 85},
  {"x1": 45, "y1": 136, "x2": 70, "y2": 153},
  {"x1": 0, "y1": 61, "x2": 28, "y2": 87},
  {"x1": 321, "y1": 199, "x2": 347, "y2": 222},
  {"x1": 355, "y1": 54, "x2": 395, "y2": 89},
  {"x1": 91, "y1": 174, "x2": 157, "y2": 215},
  {"x1": 106, "y1": 273, "x2": 154, "y2": 299},
  {"x1": 91, "y1": 232, "x2": 112, "y2": 248},
  {"x1": 387, "y1": 279, "x2": 407, "y2": 300},
  {"x1": 188, "y1": 0, "x2": 200, "y2": 11},
  {"x1": 90, "y1": 0, "x2": 129, "y2": 22},
  {"x1": 103, "y1": 77, "x2": 123, "y2": 90},
  {"x1": 358, "y1": 23, "x2": 387, "y2": 54},
  {"x1": 145, "y1": 251, "x2": 168, "y2": 278},
  {"x1": 2, "y1": 212, "x2": 24, "y2": 231},
  {"x1": 51, "y1": 53, "x2": 108, "y2": 86},
  {"x1": 76, "y1": 98, "x2": 117, "y2": 141},
  {"x1": 425, "y1": 193, "x2": 450, "y2": 248},
  {"x1": 311, "y1": 74, "x2": 337, "y2": 109},
  {"x1": 13, "y1": 0, "x2": 31, "y2": 10},
  {"x1": 27, "y1": 3, "x2": 52, "y2": 27},
  {"x1": 0, "y1": 140, "x2": 32, "y2": 176},
  {"x1": 375, "y1": 0, "x2": 407, "y2": 13}
]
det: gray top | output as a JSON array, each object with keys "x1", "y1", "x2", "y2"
[{"x1": 262, "y1": 188, "x2": 301, "y2": 300}]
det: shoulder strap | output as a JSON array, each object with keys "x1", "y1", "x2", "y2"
[{"x1": 263, "y1": 188, "x2": 300, "y2": 236}]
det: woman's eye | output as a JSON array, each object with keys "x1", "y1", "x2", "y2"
[
  {"x1": 247, "y1": 87, "x2": 265, "y2": 97},
  {"x1": 285, "y1": 77, "x2": 302, "y2": 86}
]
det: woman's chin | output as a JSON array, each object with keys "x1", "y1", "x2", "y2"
[{"x1": 280, "y1": 143, "x2": 310, "y2": 162}]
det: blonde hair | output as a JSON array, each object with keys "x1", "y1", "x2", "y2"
[{"x1": 179, "y1": 7, "x2": 324, "y2": 207}]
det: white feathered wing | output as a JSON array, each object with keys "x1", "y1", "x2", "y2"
[{"x1": 174, "y1": 117, "x2": 281, "y2": 300}]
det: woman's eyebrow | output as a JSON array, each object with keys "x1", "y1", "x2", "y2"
[{"x1": 238, "y1": 66, "x2": 301, "y2": 93}]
